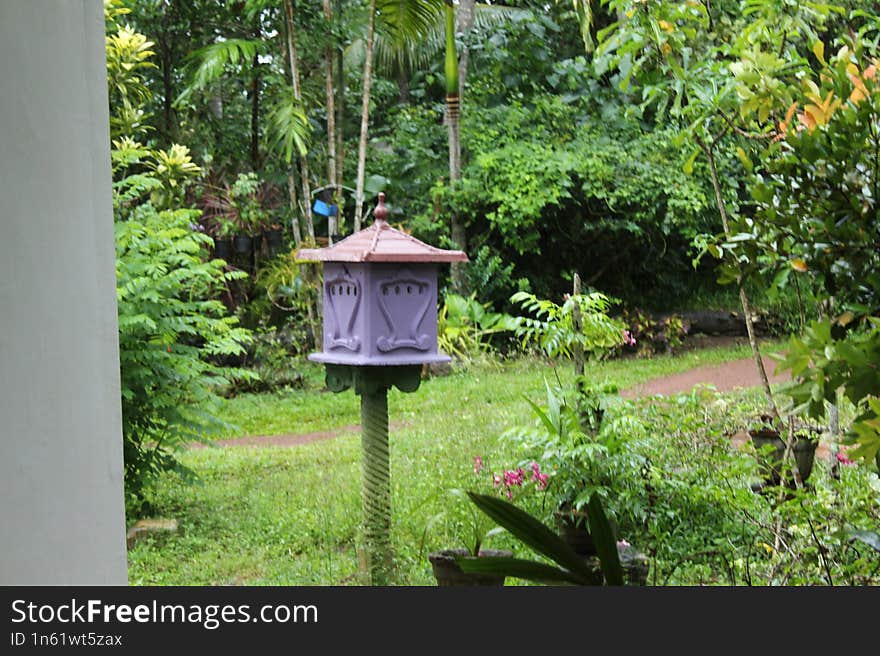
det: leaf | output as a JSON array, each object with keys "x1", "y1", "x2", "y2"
[
  {"x1": 466, "y1": 492, "x2": 595, "y2": 583},
  {"x1": 365, "y1": 174, "x2": 390, "y2": 196},
  {"x1": 587, "y1": 493, "x2": 624, "y2": 586},
  {"x1": 683, "y1": 147, "x2": 700, "y2": 175},
  {"x1": 523, "y1": 395, "x2": 558, "y2": 437},
  {"x1": 812, "y1": 40, "x2": 825, "y2": 65},
  {"x1": 735, "y1": 147, "x2": 753, "y2": 173},
  {"x1": 455, "y1": 556, "x2": 583, "y2": 584},
  {"x1": 837, "y1": 311, "x2": 855, "y2": 327},
  {"x1": 790, "y1": 258, "x2": 809, "y2": 272}
]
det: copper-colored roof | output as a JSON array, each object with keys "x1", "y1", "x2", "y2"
[{"x1": 295, "y1": 193, "x2": 468, "y2": 264}]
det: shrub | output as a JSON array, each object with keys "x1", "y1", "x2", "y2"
[{"x1": 116, "y1": 206, "x2": 254, "y2": 511}]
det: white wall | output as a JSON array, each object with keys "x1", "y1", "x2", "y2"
[{"x1": 0, "y1": 0, "x2": 127, "y2": 584}]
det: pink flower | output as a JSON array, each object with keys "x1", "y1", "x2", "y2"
[
  {"x1": 474, "y1": 456, "x2": 483, "y2": 475},
  {"x1": 617, "y1": 539, "x2": 630, "y2": 549},
  {"x1": 534, "y1": 472, "x2": 548, "y2": 490},
  {"x1": 503, "y1": 469, "x2": 525, "y2": 487},
  {"x1": 622, "y1": 329, "x2": 637, "y2": 347},
  {"x1": 836, "y1": 452, "x2": 855, "y2": 466},
  {"x1": 493, "y1": 473, "x2": 502, "y2": 488}
]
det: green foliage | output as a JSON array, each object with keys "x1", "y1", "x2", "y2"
[
  {"x1": 230, "y1": 328, "x2": 308, "y2": 395},
  {"x1": 116, "y1": 206, "x2": 255, "y2": 510},
  {"x1": 462, "y1": 245, "x2": 527, "y2": 309},
  {"x1": 105, "y1": 3, "x2": 156, "y2": 139},
  {"x1": 505, "y1": 380, "x2": 648, "y2": 526},
  {"x1": 457, "y1": 491, "x2": 624, "y2": 585},
  {"x1": 776, "y1": 319, "x2": 880, "y2": 464},
  {"x1": 266, "y1": 92, "x2": 312, "y2": 164},
  {"x1": 383, "y1": 87, "x2": 718, "y2": 304},
  {"x1": 108, "y1": 12, "x2": 255, "y2": 512},
  {"x1": 180, "y1": 38, "x2": 268, "y2": 102},
  {"x1": 510, "y1": 289, "x2": 624, "y2": 359},
  {"x1": 622, "y1": 309, "x2": 689, "y2": 356},
  {"x1": 737, "y1": 36, "x2": 880, "y2": 463},
  {"x1": 437, "y1": 293, "x2": 517, "y2": 361}
]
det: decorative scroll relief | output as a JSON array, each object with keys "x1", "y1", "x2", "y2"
[
  {"x1": 325, "y1": 274, "x2": 361, "y2": 352},
  {"x1": 376, "y1": 273, "x2": 431, "y2": 352}
]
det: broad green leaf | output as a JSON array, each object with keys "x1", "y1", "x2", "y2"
[
  {"x1": 587, "y1": 493, "x2": 624, "y2": 586},
  {"x1": 466, "y1": 492, "x2": 594, "y2": 581},
  {"x1": 813, "y1": 40, "x2": 825, "y2": 65},
  {"x1": 456, "y1": 556, "x2": 584, "y2": 584}
]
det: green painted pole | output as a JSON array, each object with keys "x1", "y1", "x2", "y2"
[
  {"x1": 324, "y1": 365, "x2": 421, "y2": 585},
  {"x1": 360, "y1": 385, "x2": 392, "y2": 585}
]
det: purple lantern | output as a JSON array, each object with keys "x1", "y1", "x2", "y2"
[
  {"x1": 295, "y1": 192, "x2": 467, "y2": 585},
  {"x1": 296, "y1": 193, "x2": 467, "y2": 365}
]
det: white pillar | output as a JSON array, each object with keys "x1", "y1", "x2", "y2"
[{"x1": 0, "y1": 0, "x2": 127, "y2": 584}]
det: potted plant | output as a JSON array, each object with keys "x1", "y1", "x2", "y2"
[
  {"x1": 199, "y1": 175, "x2": 243, "y2": 258},
  {"x1": 265, "y1": 221, "x2": 284, "y2": 255},
  {"x1": 510, "y1": 380, "x2": 644, "y2": 556},
  {"x1": 209, "y1": 216, "x2": 235, "y2": 260},
  {"x1": 424, "y1": 457, "x2": 548, "y2": 586},
  {"x1": 231, "y1": 172, "x2": 268, "y2": 254},
  {"x1": 200, "y1": 172, "x2": 278, "y2": 257},
  {"x1": 747, "y1": 413, "x2": 820, "y2": 487},
  {"x1": 457, "y1": 491, "x2": 649, "y2": 586}
]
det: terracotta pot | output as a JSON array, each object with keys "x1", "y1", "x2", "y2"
[{"x1": 427, "y1": 548, "x2": 512, "y2": 586}]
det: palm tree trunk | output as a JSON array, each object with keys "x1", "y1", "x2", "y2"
[
  {"x1": 284, "y1": 0, "x2": 314, "y2": 243},
  {"x1": 287, "y1": 172, "x2": 302, "y2": 247},
  {"x1": 323, "y1": 0, "x2": 338, "y2": 242},
  {"x1": 285, "y1": 0, "x2": 320, "y2": 352},
  {"x1": 353, "y1": 0, "x2": 377, "y2": 232},
  {"x1": 336, "y1": 45, "x2": 345, "y2": 198},
  {"x1": 456, "y1": 0, "x2": 476, "y2": 103},
  {"x1": 445, "y1": 2, "x2": 467, "y2": 292},
  {"x1": 250, "y1": 48, "x2": 261, "y2": 171}
]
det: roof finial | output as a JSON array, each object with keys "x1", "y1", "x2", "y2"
[{"x1": 374, "y1": 192, "x2": 388, "y2": 225}]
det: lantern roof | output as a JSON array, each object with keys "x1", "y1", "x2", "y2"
[{"x1": 295, "y1": 193, "x2": 468, "y2": 264}]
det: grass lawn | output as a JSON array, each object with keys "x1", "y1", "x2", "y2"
[{"x1": 127, "y1": 340, "x2": 781, "y2": 586}]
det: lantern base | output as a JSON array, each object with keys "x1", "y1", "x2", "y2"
[
  {"x1": 308, "y1": 352, "x2": 451, "y2": 367},
  {"x1": 323, "y1": 364, "x2": 424, "y2": 395}
]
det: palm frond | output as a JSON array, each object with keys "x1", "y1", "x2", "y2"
[
  {"x1": 178, "y1": 38, "x2": 268, "y2": 103},
  {"x1": 376, "y1": 0, "x2": 444, "y2": 46},
  {"x1": 265, "y1": 93, "x2": 312, "y2": 164},
  {"x1": 568, "y1": 0, "x2": 594, "y2": 52},
  {"x1": 356, "y1": 2, "x2": 527, "y2": 77}
]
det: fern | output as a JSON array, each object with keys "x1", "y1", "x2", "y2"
[{"x1": 510, "y1": 290, "x2": 625, "y2": 359}]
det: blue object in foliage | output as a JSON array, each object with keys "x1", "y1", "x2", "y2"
[{"x1": 313, "y1": 199, "x2": 338, "y2": 217}]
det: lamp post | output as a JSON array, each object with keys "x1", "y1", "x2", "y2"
[{"x1": 296, "y1": 192, "x2": 467, "y2": 584}]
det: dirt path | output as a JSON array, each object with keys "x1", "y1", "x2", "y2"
[
  {"x1": 201, "y1": 354, "x2": 794, "y2": 450},
  {"x1": 621, "y1": 355, "x2": 789, "y2": 399}
]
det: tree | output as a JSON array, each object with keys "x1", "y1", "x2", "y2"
[
  {"x1": 106, "y1": 3, "x2": 253, "y2": 511},
  {"x1": 322, "y1": 0, "x2": 339, "y2": 239},
  {"x1": 592, "y1": 0, "x2": 842, "y2": 418},
  {"x1": 353, "y1": 0, "x2": 378, "y2": 232},
  {"x1": 733, "y1": 31, "x2": 880, "y2": 466},
  {"x1": 281, "y1": 0, "x2": 315, "y2": 245}
]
